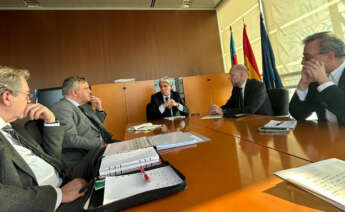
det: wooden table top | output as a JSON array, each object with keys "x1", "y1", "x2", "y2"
[
  {"x1": 121, "y1": 117, "x2": 341, "y2": 212},
  {"x1": 188, "y1": 115, "x2": 345, "y2": 163}
]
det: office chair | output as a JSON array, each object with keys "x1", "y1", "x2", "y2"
[
  {"x1": 146, "y1": 103, "x2": 154, "y2": 121},
  {"x1": 267, "y1": 88, "x2": 289, "y2": 116}
]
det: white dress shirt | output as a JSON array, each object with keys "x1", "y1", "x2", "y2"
[
  {"x1": 158, "y1": 94, "x2": 184, "y2": 114},
  {"x1": 239, "y1": 80, "x2": 247, "y2": 100},
  {"x1": 296, "y1": 60, "x2": 345, "y2": 124},
  {"x1": 0, "y1": 117, "x2": 62, "y2": 210}
]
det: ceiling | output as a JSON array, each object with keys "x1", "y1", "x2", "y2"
[{"x1": 0, "y1": 0, "x2": 224, "y2": 10}]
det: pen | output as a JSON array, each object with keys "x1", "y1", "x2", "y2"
[
  {"x1": 139, "y1": 166, "x2": 150, "y2": 182},
  {"x1": 79, "y1": 179, "x2": 94, "y2": 194},
  {"x1": 276, "y1": 121, "x2": 284, "y2": 126}
]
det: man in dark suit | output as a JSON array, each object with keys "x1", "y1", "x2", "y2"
[
  {"x1": 0, "y1": 66, "x2": 104, "y2": 212},
  {"x1": 149, "y1": 77, "x2": 189, "y2": 120},
  {"x1": 209, "y1": 64, "x2": 273, "y2": 117},
  {"x1": 289, "y1": 32, "x2": 345, "y2": 125},
  {"x1": 51, "y1": 76, "x2": 116, "y2": 166}
]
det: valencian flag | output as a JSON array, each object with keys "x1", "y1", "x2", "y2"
[
  {"x1": 230, "y1": 26, "x2": 238, "y2": 66},
  {"x1": 260, "y1": 13, "x2": 283, "y2": 89},
  {"x1": 243, "y1": 24, "x2": 262, "y2": 80}
]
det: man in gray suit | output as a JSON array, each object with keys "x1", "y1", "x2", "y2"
[
  {"x1": 0, "y1": 66, "x2": 104, "y2": 212},
  {"x1": 51, "y1": 76, "x2": 115, "y2": 166}
]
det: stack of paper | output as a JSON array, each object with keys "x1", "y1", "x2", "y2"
[
  {"x1": 275, "y1": 158, "x2": 345, "y2": 211},
  {"x1": 128, "y1": 123, "x2": 162, "y2": 131}
]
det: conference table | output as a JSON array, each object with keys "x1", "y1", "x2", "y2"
[{"x1": 120, "y1": 115, "x2": 343, "y2": 212}]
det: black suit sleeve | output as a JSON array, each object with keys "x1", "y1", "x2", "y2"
[
  {"x1": 289, "y1": 91, "x2": 317, "y2": 121},
  {"x1": 172, "y1": 92, "x2": 190, "y2": 115},
  {"x1": 320, "y1": 84, "x2": 345, "y2": 124},
  {"x1": 150, "y1": 93, "x2": 164, "y2": 120}
]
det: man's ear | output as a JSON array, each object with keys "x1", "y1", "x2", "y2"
[
  {"x1": 71, "y1": 88, "x2": 78, "y2": 97},
  {"x1": 1, "y1": 91, "x2": 13, "y2": 106}
]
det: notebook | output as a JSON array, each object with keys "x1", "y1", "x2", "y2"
[
  {"x1": 104, "y1": 131, "x2": 210, "y2": 154},
  {"x1": 275, "y1": 158, "x2": 345, "y2": 211},
  {"x1": 99, "y1": 147, "x2": 161, "y2": 177},
  {"x1": 103, "y1": 165, "x2": 184, "y2": 205}
]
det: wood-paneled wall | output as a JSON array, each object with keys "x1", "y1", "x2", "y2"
[{"x1": 0, "y1": 10, "x2": 224, "y2": 89}]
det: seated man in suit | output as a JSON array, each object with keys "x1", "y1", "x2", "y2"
[
  {"x1": 150, "y1": 77, "x2": 189, "y2": 120},
  {"x1": 0, "y1": 66, "x2": 104, "y2": 212},
  {"x1": 51, "y1": 76, "x2": 116, "y2": 166},
  {"x1": 289, "y1": 32, "x2": 345, "y2": 125},
  {"x1": 208, "y1": 64, "x2": 273, "y2": 117}
]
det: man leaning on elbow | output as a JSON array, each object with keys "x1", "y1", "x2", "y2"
[{"x1": 289, "y1": 32, "x2": 345, "y2": 125}]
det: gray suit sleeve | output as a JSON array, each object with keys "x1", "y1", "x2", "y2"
[
  {"x1": 0, "y1": 184, "x2": 57, "y2": 212},
  {"x1": 52, "y1": 105, "x2": 101, "y2": 150},
  {"x1": 41, "y1": 125, "x2": 65, "y2": 161}
]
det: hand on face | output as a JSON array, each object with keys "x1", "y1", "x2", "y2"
[
  {"x1": 303, "y1": 59, "x2": 329, "y2": 84},
  {"x1": 90, "y1": 96, "x2": 103, "y2": 111},
  {"x1": 24, "y1": 103, "x2": 56, "y2": 123}
]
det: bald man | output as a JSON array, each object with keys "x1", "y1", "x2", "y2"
[{"x1": 209, "y1": 64, "x2": 273, "y2": 117}]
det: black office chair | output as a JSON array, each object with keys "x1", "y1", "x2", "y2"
[
  {"x1": 267, "y1": 88, "x2": 289, "y2": 116},
  {"x1": 146, "y1": 103, "x2": 154, "y2": 121}
]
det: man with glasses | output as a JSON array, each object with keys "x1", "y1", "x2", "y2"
[
  {"x1": 0, "y1": 66, "x2": 104, "y2": 212},
  {"x1": 289, "y1": 32, "x2": 345, "y2": 125}
]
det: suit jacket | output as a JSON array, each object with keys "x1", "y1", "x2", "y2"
[
  {"x1": 221, "y1": 79, "x2": 273, "y2": 116},
  {"x1": 289, "y1": 69, "x2": 345, "y2": 125},
  {"x1": 51, "y1": 98, "x2": 111, "y2": 166},
  {"x1": 0, "y1": 124, "x2": 65, "y2": 212},
  {"x1": 150, "y1": 91, "x2": 190, "y2": 120}
]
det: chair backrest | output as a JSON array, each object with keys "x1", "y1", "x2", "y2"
[
  {"x1": 146, "y1": 103, "x2": 153, "y2": 121},
  {"x1": 267, "y1": 88, "x2": 289, "y2": 116}
]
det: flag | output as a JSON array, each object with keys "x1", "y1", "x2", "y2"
[
  {"x1": 230, "y1": 26, "x2": 238, "y2": 66},
  {"x1": 243, "y1": 24, "x2": 262, "y2": 81},
  {"x1": 260, "y1": 13, "x2": 283, "y2": 89}
]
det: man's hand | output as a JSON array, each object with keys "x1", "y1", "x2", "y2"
[
  {"x1": 168, "y1": 99, "x2": 179, "y2": 107},
  {"x1": 61, "y1": 178, "x2": 88, "y2": 203},
  {"x1": 301, "y1": 59, "x2": 329, "y2": 86},
  {"x1": 208, "y1": 104, "x2": 223, "y2": 115},
  {"x1": 24, "y1": 104, "x2": 56, "y2": 123},
  {"x1": 90, "y1": 96, "x2": 103, "y2": 111}
]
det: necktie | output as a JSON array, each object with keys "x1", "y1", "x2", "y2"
[
  {"x1": 78, "y1": 105, "x2": 110, "y2": 142},
  {"x1": 2, "y1": 125, "x2": 23, "y2": 144},
  {"x1": 165, "y1": 96, "x2": 173, "y2": 117},
  {"x1": 238, "y1": 88, "x2": 244, "y2": 112},
  {"x1": 2, "y1": 125, "x2": 63, "y2": 173}
]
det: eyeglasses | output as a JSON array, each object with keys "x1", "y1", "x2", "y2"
[
  {"x1": 18, "y1": 91, "x2": 34, "y2": 101},
  {"x1": 302, "y1": 52, "x2": 327, "y2": 61}
]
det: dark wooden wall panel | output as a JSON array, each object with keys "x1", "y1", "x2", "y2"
[{"x1": 0, "y1": 10, "x2": 224, "y2": 89}]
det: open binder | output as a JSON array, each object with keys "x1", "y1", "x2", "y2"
[{"x1": 83, "y1": 148, "x2": 186, "y2": 211}]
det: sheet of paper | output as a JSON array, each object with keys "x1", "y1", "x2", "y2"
[
  {"x1": 164, "y1": 116, "x2": 186, "y2": 121},
  {"x1": 264, "y1": 120, "x2": 297, "y2": 129},
  {"x1": 275, "y1": 158, "x2": 345, "y2": 210},
  {"x1": 148, "y1": 131, "x2": 197, "y2": 150},
  {"x1": 103, "y1": 166, "x2": 183, "y2": 205},
  {"x1": 100, "y1": 147, "x2": 160, "y2": 177},
  {"x1": 200, "y1": 115, "x2": 223, "y2": 119},
  {"x1": 104, "y1": 137, "x2": 152, "y2": 156}
]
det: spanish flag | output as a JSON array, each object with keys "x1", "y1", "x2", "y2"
[{"x1": 243, "y1": 24, "x2": 262, "y2": 80}]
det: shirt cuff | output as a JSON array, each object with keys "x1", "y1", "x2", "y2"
[
  {"x1": 54, "y1": 187, "x2": 62, "y2": 210},
  {"x1": 177, "y1": 104, "x2": 184, "y2": 111},
  {"x1": 159, "y1": 104, "x2": 165, "y2": 114},
  {"x1": 296, "y1": 88, "x2": 309, "y2": 101},
  {"x1": 44, "y1": 122, "x2": 60, "y2": 127},
  {"x1": 317, "y1": 81, "x2": 335, "y2": 92}
]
